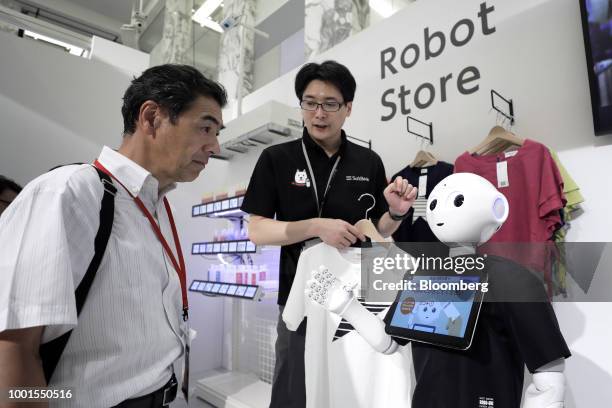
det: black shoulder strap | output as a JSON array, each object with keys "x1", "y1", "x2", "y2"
[{"x1": 40, "y1": 166, "x2": 116, "y2": 383}]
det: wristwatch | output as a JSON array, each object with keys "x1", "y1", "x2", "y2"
[{"x1": 388, "y1": 209, "x2": 409, "y2": 221}]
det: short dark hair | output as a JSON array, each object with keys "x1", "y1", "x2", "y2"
[
  {"x1": 121, "y1": 64, "x2": 228, "y2": 135},
  {"x1": 0, "y1": 175, "x2": 22, "y2": 195},
  {"x1": 294, "y1": 60, "x2": 356, "y2": 103}
]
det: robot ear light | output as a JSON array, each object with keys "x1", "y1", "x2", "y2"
[{"x1": 492, "y1": 194, "x2": 509, "y2": 223}]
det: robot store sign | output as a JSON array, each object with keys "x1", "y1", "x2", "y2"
[{"x1": 379, "y1": 2, "x2": 497, "y2": 121}]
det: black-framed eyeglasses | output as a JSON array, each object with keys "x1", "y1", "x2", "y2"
[{"x1": 300, "y1": 100, "x2": 344, "y2": 112}]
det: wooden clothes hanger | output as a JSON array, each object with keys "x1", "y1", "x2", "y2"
[
  {"x1": 354, "y1": 194, "x2": 393, "y2": 243},
  {"x1": 469, "y1": 125, "x2": 525, "y2": 155},
  {"x1": 409, "y1": 150, "x2": 438, "y2": 168},
  {"x1": 410, "y1": 136, "x2": 438, "y2": 168}
]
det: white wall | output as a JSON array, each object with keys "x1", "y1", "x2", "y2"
[
  {"x1": 0, "y1": 30, "x2": 130, "y2": 185},
  {"x1": 253, "y1": 45, "x2": 280, "y2": 91},
  {"x1": 178, "y1": 0, "x2": 612, "y2": 405},
  {"x1": 255, "y1": 0, "x2": 291, "y2": 26},
  {"x1": 90, "y1": 36, "x2": 150, "y2": 77},
  {"x1": 553, "y1": 145, "x2": 612, "y2": 405}
]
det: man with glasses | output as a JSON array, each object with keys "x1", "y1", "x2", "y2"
[
  {"x1": 0, "y1": 175, "x2": 22, "y2": 217},
  {"x1": 241, "y1": 60, "x2": 417, "y2": 408}
]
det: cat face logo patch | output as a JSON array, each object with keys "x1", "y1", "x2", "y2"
[{"x1": 292, "y1": 169, "x2": 311, "y2": 188}]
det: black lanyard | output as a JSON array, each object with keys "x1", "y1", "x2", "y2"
[{"x1": 301, "y1": 140, "x2": 341, "y2": 217}]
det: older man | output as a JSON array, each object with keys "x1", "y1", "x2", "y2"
[{"x1": 0, "y1": 64, "x2": 226, "y2": 407}]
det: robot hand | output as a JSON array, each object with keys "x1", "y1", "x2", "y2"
[
  {"x1": 306, "y1": 265, "x2": 357, "y2": 315},
  {"x1": 305, "y1": 266, "x2": 398, "y2": 354},
  {"x1": 523, "y1": 372, "x2": 565, "y2": 408}
]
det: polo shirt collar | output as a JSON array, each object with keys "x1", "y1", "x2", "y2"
[
  {"x1": 302, "y1": 128, "x2": 348, "y2": 158},
  {"x1": 97, "y1": 146, "x2": 176, "y2": 202}
]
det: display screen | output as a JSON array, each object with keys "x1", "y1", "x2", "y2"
[
  {"x1": 244, "y1": 287, "x2": 257, "y2": 299},
  {"x1": 187, "y1": 279, "x2": 259, "y2": 300},
  {"x1": 389, "y1": 276, "x2": 480, "y2": 338},
  {"x1": 581, "y1": 0, "x2": 612, "y2": 134}
]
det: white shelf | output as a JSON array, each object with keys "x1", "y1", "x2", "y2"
[{"x1": 195, "y1": 372, "x2": 271, "y2": 408}]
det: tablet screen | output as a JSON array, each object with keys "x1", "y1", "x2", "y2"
[{"x1": 386, "y1": 274, "x2": 486, "y2": 349}]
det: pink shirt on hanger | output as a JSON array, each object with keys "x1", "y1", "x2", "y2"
[{"x1": 454, "y1": 139, "x2": 566, "y2": 279}]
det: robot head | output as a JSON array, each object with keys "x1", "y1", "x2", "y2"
[{"x1": 426, "y1": 173, "x2": 509, "y2": 246}]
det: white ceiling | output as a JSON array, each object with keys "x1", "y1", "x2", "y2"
[
  {"x1": 64, "y1": 0, "x2": 153, "y2": 24},
  {"x1": 13, "y1": 0, "x2": 221, "y2": 73},
  {"x1": 8, "y1": 0, "x2": 418, "y2": 80}
]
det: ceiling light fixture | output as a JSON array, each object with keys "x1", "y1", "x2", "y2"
[
  {"x1": 369, "y1": 0, "x2": 394, "y2": 18},
  {"x1": 23, "y1": 30, "x2": 86, "y2": 56},
  {"x1": 200, "y1": 17, "x2": 224, "y2": 33},
  {"x1": 192, "y1": 0, "x2": 223, "y2": 25}
]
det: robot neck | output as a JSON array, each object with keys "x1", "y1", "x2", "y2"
[{"x1": 449, "y1": 244, "x2": 477, "y2": 257}]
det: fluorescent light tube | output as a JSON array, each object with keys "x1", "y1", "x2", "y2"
[{"x1": 193, "y1": 0, "x2": 223, "y2": 25}]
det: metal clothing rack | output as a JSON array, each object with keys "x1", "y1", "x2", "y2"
[
  {"x1": 406, "y1": 115, "x2": 434, "y2": 144},
  {"x1": 347, "y1": 135, "x2": 372, "y2": 149},
  {"x1": 490, "y1": 89, "x2": 515, "y2": 125}
]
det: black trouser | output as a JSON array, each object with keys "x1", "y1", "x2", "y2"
[
  {"x1": 269, "y1": 306, "x2": 306, "y2": 408},
  {"x1": 114, "y1": 373, "x2": 178, "y2": 408}
]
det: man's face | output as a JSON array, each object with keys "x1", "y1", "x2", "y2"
[
  {"x1": 0, "y1": 189, "x2": 18, "y2": 216},
  {"x1": 301, "y1": 79, "x2": 352, "y2": 146},
  {"x1": 153, "y1": 95, "x2": 223, "y2": 185}
]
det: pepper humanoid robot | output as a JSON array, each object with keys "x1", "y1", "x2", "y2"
[{"x1": 307, "y1": 172, "x2": 569, "y2": 408}]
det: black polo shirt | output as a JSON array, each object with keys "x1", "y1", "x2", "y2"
[{"x1": 241, "y1": 128, "x2": 388, "y2": 305}]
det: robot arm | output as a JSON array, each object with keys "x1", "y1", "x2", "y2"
[
  {"x1": 306, "y1": 266, "x2": 398, "y2": 355},
  {"x1": 523, "y1": 359, "x2": 566, "y2": 408}
]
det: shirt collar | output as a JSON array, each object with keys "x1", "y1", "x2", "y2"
[
  {"x1": 302, "y1": 128, "x2": 348, "y2": 159},
  {"x1": 97, "y1": 146, "x2": 176, "y2": 202}
]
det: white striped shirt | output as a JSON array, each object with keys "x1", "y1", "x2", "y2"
[
  {"x1": 283, "y1": 243, "x2": 413, "y2": 408},
  {"x1": 0, "y1": 146, "x2": 186, "y2": 407}
]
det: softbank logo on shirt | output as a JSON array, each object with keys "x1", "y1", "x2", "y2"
[
  {"x1": 346, "y1": 175, "x2": 370, "y2": 182},
  {"x1": 292, "y1": 169, "x2": 311, "y2": 187},
  {"x1": 479, "y1": 396, "x2": 494, "y2": 407}
]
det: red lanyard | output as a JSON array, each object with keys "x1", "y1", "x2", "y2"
[{"x1": 93, "y1": 160, "x2": 189, "y2": 321}]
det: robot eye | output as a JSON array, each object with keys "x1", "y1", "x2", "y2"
[
  {"x1": 429, "y1": 199, "x2": 437, "y2": 211},
  {"x1": 432, "y1": 308, "x2": 436, "y2": 313},
  {"x1": 454, "y1": 194, "x2": 464, "y2": 207},
  {"x1": 423, "y1": 307, "x2": 428, "y2": 312}
]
